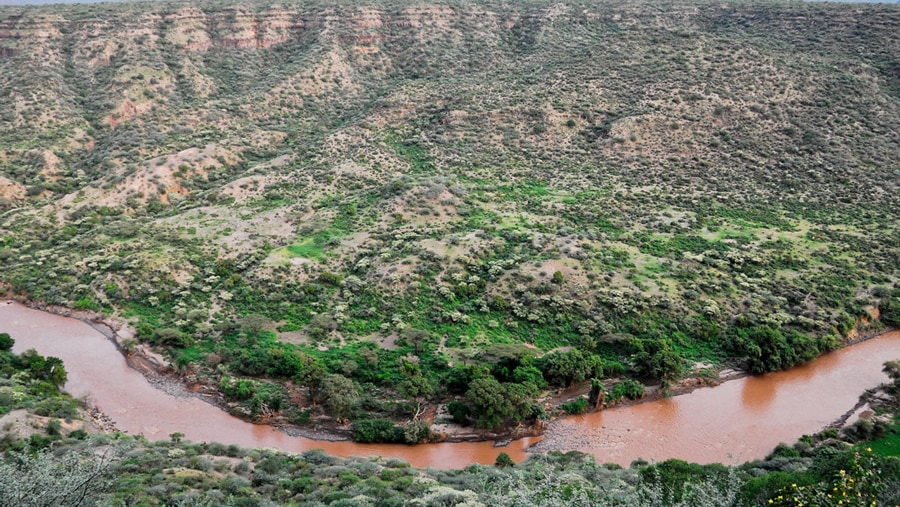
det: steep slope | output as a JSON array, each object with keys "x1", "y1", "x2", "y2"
[{"x1": 1, "y1": 0, "x2": 899, "y2": 429}]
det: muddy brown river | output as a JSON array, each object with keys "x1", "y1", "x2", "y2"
[{"x1": 2, "y1": 300, "x2": 899, "y2": 468}]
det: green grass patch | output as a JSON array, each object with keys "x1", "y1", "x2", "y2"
[
  {"x1": 286, "y1": 239, "x2": 325, "y2": 259},
  {"x1": 858, "y1": 417, "x2": 900, "y2": 457},
  {"x1": 385, "y1": 133, "x2": 433, "y2": 174},
  {"x1": 707, "y1": 206, "x2": 796, "y2": 230}
]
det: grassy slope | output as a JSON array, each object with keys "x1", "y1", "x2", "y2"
[{"x1": 0, "y1": 0, "x2": 899, "y2": 425}]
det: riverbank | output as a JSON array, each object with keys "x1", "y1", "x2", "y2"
[
  {"x1": 0, "y1": 296, "x2": 750, "y2": 446},
  {"x1": 1, "y1": 297, "x2": 543, "y2": 445},
  {"x1": 531, "y1": 333, "x2": 900, "y2": 464},
  {"x1": 544, "y1": 307, "x2": 894, "y2": 423},
  {"x1": 2, "y1": 296, "x2": 897, "y2": 460}
]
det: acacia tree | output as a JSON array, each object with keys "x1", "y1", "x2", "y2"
[{"x1": 400, "y1": 327, "x2": 430, "y2": 355}]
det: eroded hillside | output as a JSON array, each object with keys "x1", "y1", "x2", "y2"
[{"x1": 1, "y1": 0, "x2": 899, "y2": 430}]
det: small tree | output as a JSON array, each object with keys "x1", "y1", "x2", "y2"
[
  {"x1": 495, "y1": 452, "x2": 515, "y2": 467},
  {"x1": 466, "y1": 376, "x2": 512, "y2": 429},
  {"x1": 398, "y1": 360, "x2": 435, "y2": 420},
  {"x1": 239, "y1": 314, "x2": 269, "y2": 338},
  {"x1": 0, "y1": 333, "x2": 13, "y2": 351},
  {"x1": 43, "y1": 356, "x2": 68, "y2": 389},
  {"x1": 880, "y1": 296, "x2": 900, "y2": 327},
  {"x1": 589, "y1": 379, "x2": 606, "y2": 409},
  {"x1": 400, "y1": 327, "x2": 430, "y2": 355},
  {"x1": 631, "y1": 339, "x2": 685, "y2": 393},
  {"x1": 551, "y1": 270, "x2": 565, "y2": 285},
  {"x1": 19, "y1": 350, "x2": 67, "y2": 389},
  {"x1": 883, "y1": 359, "x2": 900, "y2": 388},
  {"x1": 154, "y1": 328, "x2": 188, "y2": 347},
  {"x1": 296, "y1": 354, "x2": 328, "y2": 402},
  {"x1": 537, "y1": 349, "x2": 594, "y2": 387},
  {"x1": 319, "y1": 374, "x2": 357, "y2": 420},
  {"x1": 401, "y1": 421, "x2": 432, "y2": 444},
  {"x1": 447, "y1": 401, "x2": 471, "y2": 425}
]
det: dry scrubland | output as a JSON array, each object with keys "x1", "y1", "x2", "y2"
[{"x1": 1, "y1": 0, "x2": 900, "y2": 434}]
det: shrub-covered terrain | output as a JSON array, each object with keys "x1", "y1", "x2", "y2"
[
  {"x1": 1, "y1": 0, "x2": 899, "y2": 430},
  {"x1": 3, "y1": 345, "x2": 900, "y2": 506},
  {"x1": 0, "y1": 333, "x2": 80, "y2": 437}
]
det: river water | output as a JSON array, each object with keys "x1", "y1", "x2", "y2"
[
  {"x1": 536, "y1": 332, "x2": 900, "y2": 465},
  {"x1": 2, "y1": 300, "x2": 899, "y2": 468}
]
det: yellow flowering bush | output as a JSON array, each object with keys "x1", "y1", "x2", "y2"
[{"x1": 768, "y1": 451, "x2": 885, "y2": 507}]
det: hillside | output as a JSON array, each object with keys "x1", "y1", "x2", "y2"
[{"x1": 1, "y1": 0, "x2": 899, "y2": 432}]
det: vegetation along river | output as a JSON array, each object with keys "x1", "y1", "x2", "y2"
[{"x1": 2, "y1": 300, "x2": 899, "y2": 469}]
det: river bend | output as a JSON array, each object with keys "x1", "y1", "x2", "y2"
[{"x1": 2, "y1": 300, "x2": 898, "y2": 468}]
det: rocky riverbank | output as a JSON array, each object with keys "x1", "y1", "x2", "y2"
[{"x1": 7, "y1": 295, "x2": 896, "y2": 454}]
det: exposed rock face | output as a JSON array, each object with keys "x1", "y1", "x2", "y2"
[{"x1": 0, "y1": 176, "x2": 24, "y2": 202}]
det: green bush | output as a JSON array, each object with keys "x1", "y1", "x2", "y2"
[
  {"x1": 353, "y1": 419, "x2": 403, "y2": 444},
  {"x1": 68, "y1": 429, "x2": 88, "y2": 440},
  {"x1": 0, "y1": 333, "x2": 12, "y2": 351},
  {"x1": 609, "y1": 379, "x2": 645, "y2": 401},
  {"x1": 31, "y1": 397, "x2": 78, "y2": 419},
  {"x1": 728, "y1": 326, "x2": 823, "y2": 374},
  {"x1": 536, "y1": 349, "x2": 596, "y2": 387},
  {"x1": 154, "y1": 328, "x2": 190, "y2": 348},
  {"x1": 401, "y1": 421, "x2": 432, "y2": 444},
  {"x1": 45, "y1": 419, "x2": 61, "y2": 436},
  {"x1": 882, "y1": 296, "x2": 900, "y2": 327},
  {"x1": 767, "y1": 442, "x2": 801, "y2": 459},
  {"x1": 447, "y1": 401, "x2": 471, "y2": 425},
  {"x1": 221, "y1": 377, "x2": 256, "y2": 401},
  {"x1": 560, "y1": 398, "x2": 589, "y2": 414},
  {"x1": 495, "y1": 452, "x2": 515, "y2": 467}
]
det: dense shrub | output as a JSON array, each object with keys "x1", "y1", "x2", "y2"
[
  {"x1": 447, "y1": 401, "x2": 471, "y2": 425},
  {"x1": 535, "y1": 350, "x2": 596, "y2": 387},
  {"x1": 0, "y1": 334, "x2": 12, "y2": 352},
  {"x1": 560, "y1": 398, "x2": 588, "y2": 414},
  {"x1": 353, "y1": 419, "x2": 403, "y2": 443},
  {"x1": 727, "y1": 326, "x2": 823, "y2": 374},
  {"x1": 609, "y1": 379, "x2": 645, "y2": 402}
]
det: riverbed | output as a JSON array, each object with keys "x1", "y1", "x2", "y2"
[{"x1": 2, "y1": 300, "x2": 898, "y2": 468}]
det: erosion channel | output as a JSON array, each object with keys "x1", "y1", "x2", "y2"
[{"x1": 2, "y1": 300, "x2": 898, "y2": 469}]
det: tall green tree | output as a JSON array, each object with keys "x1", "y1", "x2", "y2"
[{"x1": 466, "y1": 376, "x2": 512, "y2": 429}]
